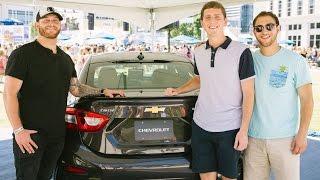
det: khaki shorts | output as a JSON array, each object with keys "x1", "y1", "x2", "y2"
[{"x1": 243, "y1": 137, "x2": 300, "y2": 180}]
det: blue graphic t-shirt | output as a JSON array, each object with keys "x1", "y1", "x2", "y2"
[{"x1": 249, "y1": 47, "x2": 312, "y2": 139}]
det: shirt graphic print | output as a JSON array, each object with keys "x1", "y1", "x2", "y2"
[{"x1": 269, "y1": 65, "x2": 288, "y2": 88}]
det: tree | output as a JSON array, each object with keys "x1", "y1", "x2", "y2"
[
  {"x1": 170, "y1": 14, "x2": 201, "y2": 39},
  {"x1": 30, "y1": 22, "x2": 38, "y2": 39},
  {"x1": 193, "y1": 14, "x2": 201, "y2": 39},
  {"x1": 159, "y1": 21, "x2": 179, "y2": 52}
]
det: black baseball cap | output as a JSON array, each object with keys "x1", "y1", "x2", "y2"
[{"x1": 36, "y1": 7, "x2": 63, "y2": 22}]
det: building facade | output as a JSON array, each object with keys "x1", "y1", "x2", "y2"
[
  {"x1": 241, "y1": 4, "x2": 253, "y2": 33},
  {"x1": 261, "y1": 0, "x2": 320, "y2": 48},
  {"x1": 226, "y1": 5, "x2": 242, "y2": 29},
  {"x1": 0, "y1": 3, "x2": 35, "y2": 25},
  {"x1": 225, "y1": 4, "x2": 254, "y2": 34}
]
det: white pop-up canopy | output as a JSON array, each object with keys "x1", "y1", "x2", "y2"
[{"x1": 1, "y1": 0, "x2": 264, "y2": 30}]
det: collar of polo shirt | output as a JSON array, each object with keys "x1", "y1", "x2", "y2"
[
  {"x1": 205, "y1": 36, "x2": 232, "y2": 67},
  {"x1": 205, "y1": 36, "x2": 232, "y2": 50}
]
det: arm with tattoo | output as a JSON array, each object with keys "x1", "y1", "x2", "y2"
[
  {"x1": 69, "y1": 77, "x2": 101, "y2": 97},
  {"x1": 69, "y1": 77, "x2": 125, "y2": 97}
]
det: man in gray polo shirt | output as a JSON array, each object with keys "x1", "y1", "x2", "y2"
[{"x1": 165, "y1": 1, "x2": 255, "y2": 180}]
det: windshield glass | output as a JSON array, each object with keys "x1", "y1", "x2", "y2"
[{"x1": 86, "y1": 61, "x2": 195, "y2": 89}]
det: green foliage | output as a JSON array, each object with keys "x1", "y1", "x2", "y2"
[
  {"x1": 30, "y1": 22, "x2": 38, "y2": 39},
  {"x1": 193, "y1": 14, "x2": 201, "y2": 39},
  {"x1": 170, "y1": 14, "x2": 201, "y2": 39}
]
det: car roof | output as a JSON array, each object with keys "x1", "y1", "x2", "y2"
[{"x1": 89, "y1": 52, "x2": 191, "y2": 63}]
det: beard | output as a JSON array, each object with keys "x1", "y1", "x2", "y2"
[
  {"x1": 38, "y1": 26, "x2": 60, "y2": 39},
  {"x1": 257, "y1": 35, "x2": 278, "y2": 47}
]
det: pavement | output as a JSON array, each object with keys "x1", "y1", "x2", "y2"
[
  {"x1": 0, "y1": 139, "x2": 15, "y2": 179},
  {"x1": 0, "y1": 126, "x2": 12, "y2": 140},
  {"x1": 0, "y1": 82, "x2": 8, "y2": 124},
  {"x1": 0, "y1": 135, "x2": 319, "y2": 179}
]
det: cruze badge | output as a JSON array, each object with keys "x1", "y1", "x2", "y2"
[{"x1": 144, "y1": 106, "x2": 165, "y2": 113}]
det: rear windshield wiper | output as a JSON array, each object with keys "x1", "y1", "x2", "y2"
[
  {"x1": 113, "y1": 60, "x2": 170, "y2": 63},
  {"x1": 112, "y1": 60, "x2": 133, "y2": 63},
  {"x1": 82, "y1": 93, "x2": 125, "y2": 98},
  {"x1": 153, "y1": 60, "x2": 170, "y2": 63}
]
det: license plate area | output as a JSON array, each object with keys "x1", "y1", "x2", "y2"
[{"x1": 134, "y1": 120, "x2": 174, "y2": 141}]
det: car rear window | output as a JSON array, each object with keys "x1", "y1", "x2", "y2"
[{"x1": 86, "y1": 61, "x2": 195, "y2": 89}]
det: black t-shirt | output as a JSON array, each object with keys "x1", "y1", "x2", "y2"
[{"x1": 5, "y1": 40, "x2": 77, "y2": 138}]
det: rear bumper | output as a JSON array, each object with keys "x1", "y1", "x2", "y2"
[{"x1": 56, "y1": 145, "x2": 199, "y2": 180}]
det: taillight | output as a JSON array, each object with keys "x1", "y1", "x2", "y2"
[
  {"x1": 64, "y1": 165, "x2": 88, "y2": 175},
  {"x1": 65, "y1": 107, "x2": 109, "y2": 132}
]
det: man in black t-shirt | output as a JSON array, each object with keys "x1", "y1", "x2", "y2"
[{"x1": 3, "y1": 7, "x2": 124, "y2": 180}]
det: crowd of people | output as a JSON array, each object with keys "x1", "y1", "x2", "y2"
[
  {"x1": 0, "y1": 29, "x2": 319, "y2": 82},
  {"x1": 0, "y1": 41, "x2": 319, "y2": 83},
  {"x1": 292, "y1": 46, "x2": 320, "y2": 67},
  {"x1": 0, "y1": 42, "x2": 194, "y2": 82},
  {"x1": 57, "y1": 43, "x2": 193, "y2": 76}
]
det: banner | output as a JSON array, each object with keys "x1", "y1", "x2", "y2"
[{"x1": 0, "y1": 25, "x2": 26, "y2": 43}]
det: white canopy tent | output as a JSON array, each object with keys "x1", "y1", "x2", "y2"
[{"x1": 1, "y1": 0, "x2": 264, "y2": 30}]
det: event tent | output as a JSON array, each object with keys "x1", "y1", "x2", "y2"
[
  {"x1": 0, "y1": 18, "x2": 23, "y2": 25},
  {"x1": 1, "y1": 0, "x2": 265, "y2": 30},
  {"x1": 171, "y1": 35, "x2": 200, "y2": 44}
]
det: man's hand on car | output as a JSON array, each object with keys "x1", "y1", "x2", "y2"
[
  {"x1": 165, "y1": 88, "x2": 179, "y2": 96},
  {"x1": 103, "y1": 89, "x2": 125, "y2": 98}
]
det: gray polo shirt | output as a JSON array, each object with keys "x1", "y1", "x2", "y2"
[{"x1": 193, "y1": 37, "x2": 255, "y2": 132}]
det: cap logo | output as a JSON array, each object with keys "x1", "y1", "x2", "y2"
[{"x1": 47, "y1": 7, "x2": 54, "y2": 12}]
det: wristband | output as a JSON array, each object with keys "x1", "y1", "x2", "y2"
[
  {"x1": 13, "y1": 127, "x2": 24, "y2": 136},
  {"x1": 100, "y1": 89, "x2": 105, "y2": 94}
]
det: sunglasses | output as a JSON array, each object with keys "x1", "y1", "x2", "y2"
[{"x1": 253, "y1": 23, "x2": 277, "y2": 32}]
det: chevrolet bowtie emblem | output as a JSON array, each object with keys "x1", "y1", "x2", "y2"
[{"x1": 144, "y1": 106, "x2": 165, "y2": 113}]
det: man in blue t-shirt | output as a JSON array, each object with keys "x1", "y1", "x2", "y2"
[{"x1": 244, "y1": 11, "x2": 313, "y2": 180}]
